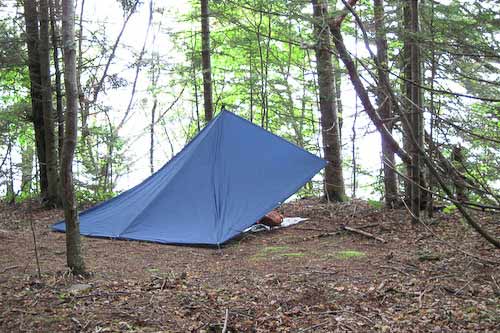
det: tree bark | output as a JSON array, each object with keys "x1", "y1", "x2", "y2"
[
  {"x1": 452, "y1": 145, "x2": 467, "y2": 202},
  {"x1": 23, "y1": 0, "x2": 48, "y2": 199},
  {"x1": 426, "y1": 0, "x2": 436, "y2": 217},
  {"x1": 256, "y1": 11, "x2": 266, "y2": 127},
  {"x1": 249, "y1": 55, "x2": 254, "y2": 122},
  {"x1": 189, "y1": 30, "x2": 201, "y2": 131},
  {"x1": 333, "y1": 55, "x2": 343, "y2": 140},
  {"x1": 401, "y1": 0, "x2": 412, "y2": 198},
  {"x1": 407, "y1": 0, "x2": 424, "y2": 223},
  {"x1": 150, "y1": 55, "x2": 158, "y2": 175},
  {"x1": 50, "y1": 0, "x2": 64, "y2": 160},
  {"x1": 201, "y1": 0, "x2": 213, "y2": 122},
  {"x1": 39, "y1": 0, "x2": 60, "y2": 206},
  {"x1": 374, "y1": 0, "x2": 399, "y2": 207},
  {"x1": 150, "y1": 98, "x2": 157, "y2": 174},
  {"x1": 62, "y1": 0, "x2": 86, "y2": 274},
  {"x1": 6, "y1": 140, "x2": 15, "y2": 204},
  {"x1": 21, "y1": 139, "x2": 34, "y2": 194},
  {"x1": 311, "y1": 0, "x2": 346, "y2": 202}
]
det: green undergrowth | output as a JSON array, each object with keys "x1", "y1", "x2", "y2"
[
  {"x1": 333, "y1": 250, "x2": 366, "y2": 260},
  {"x1": 326, "y1": 250, "x2": 366, "y2": 260}
]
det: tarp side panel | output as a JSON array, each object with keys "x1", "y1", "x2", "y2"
[
  {"x1": 215, "y1": 111, "x2": 326, "y2": 243},
  {"x1": 52, "y1": 112, "x2": 224, "y2": 238},
  {"x1": 119, "y1": 119, "x2": 222, "y2": 244}
]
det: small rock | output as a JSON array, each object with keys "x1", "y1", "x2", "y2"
[{"x1": 67, "y1": 283, "x2": 92, "y2": 294}]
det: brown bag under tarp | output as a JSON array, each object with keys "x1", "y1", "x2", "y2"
[{"x1": 258, "y1": 210, "x2": 283, "y2": 227}]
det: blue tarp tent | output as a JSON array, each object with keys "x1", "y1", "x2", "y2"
[{"x1": 53, "y1": 110, "x2": 326, "y2": 245}]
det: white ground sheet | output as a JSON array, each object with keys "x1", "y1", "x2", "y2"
[{"x1": 243, "y1": 217, "x2": 309, "y2": 233}]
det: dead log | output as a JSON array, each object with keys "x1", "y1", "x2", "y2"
[{"x1": 342, "y1": 225, "x2": 386, "y2": 243}]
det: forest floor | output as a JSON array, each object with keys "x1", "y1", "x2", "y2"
[{"x1": 0, "y1": 198, "x2": 499, "y2": 332}]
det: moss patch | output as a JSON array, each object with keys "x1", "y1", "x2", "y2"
[
  {"x1": 280, "y1": 252, "x2": 305, "y2": 258},
  {"x1": 335, "y1": 250, "x2": 366, "y2": 259}
]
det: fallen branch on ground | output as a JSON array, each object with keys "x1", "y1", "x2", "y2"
[
  {"x1": 222, "y1": 308, "x2": 229, "y2": 333},
  {"x1": 0, "y1": 265, "x2": 18, "y2": 274},
  {"x1": 342, "y1": 225, "x2": 386, "y2": 243}
]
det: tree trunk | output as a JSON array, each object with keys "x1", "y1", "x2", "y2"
[
  {"x1": 311, "y1": 0, "x2": 346, "y2": 202},
  {"x1": 256, "y1": 12, "x2": 266, "y2": 127},
  {"x1": 190, "y1": 33, "x2": 201, "y2": 131},
  {"x1": 21, "y1": 140, "x2": 34, "y2": 194},
  {"x1": 406, "y1": 0, "x2": 424, "y2": 223},
  {"x1": 201, "y1": 0, "x2": 213, "y2": 122},
  {"x1": 401, "y1": 0, "x2": 412, "y2": 199},
  {"x1": 426, "y1": 0, "x2": 436, "y2": 217},
  {"x1": 452, "y1": 145, "x2": 467, "y2": 202},
  {"x1": 249, "y1": 55, "x2": 254, "y2": 122},
  {"x1": 351, "y1": 106, "x2": 358, "y2": 197},
  {"x1": 62, "y1": 0, "x2": 85, "y2": 274},
  {"x1": 374, "y1": 0, "x2": 399, "y2": 208},
  {"x1": 333, "y1": 55, "x2": 343, "y2": 140},
  {"x1": 39, "y1": 0, "x2": 60, "y2": 206},
  {"x1": 6, "y1": 141, "x2": 15, "y2": 204},
  {"x1": 50, "y1": 0, "x2": 64, "y2": 160},
  {"x1": 264, "y1": 12, "x2": 271, "y2": 129},
  {"x1": 23, "y1": 0, "x2": 48, "y2": 199},
  {"x1": 150, "y1": 99, "x2": 157, "y2": 174},
  {"x1": 150, "y1": 58, "x2": 158, "y2": 175}
]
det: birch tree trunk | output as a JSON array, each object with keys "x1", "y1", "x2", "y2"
[
  {"x1": 39, "y1": 0, "x2": 60, "y2": 206},
  {"x1": 311, "y1": 0, "x2": 346, "y2": 202},
  {"x1": 62, "y1": 0, "x2": 85, "y2": 274},
  {"x1": 201, "y1": 0, "x2": 213, "y2": 121}
]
